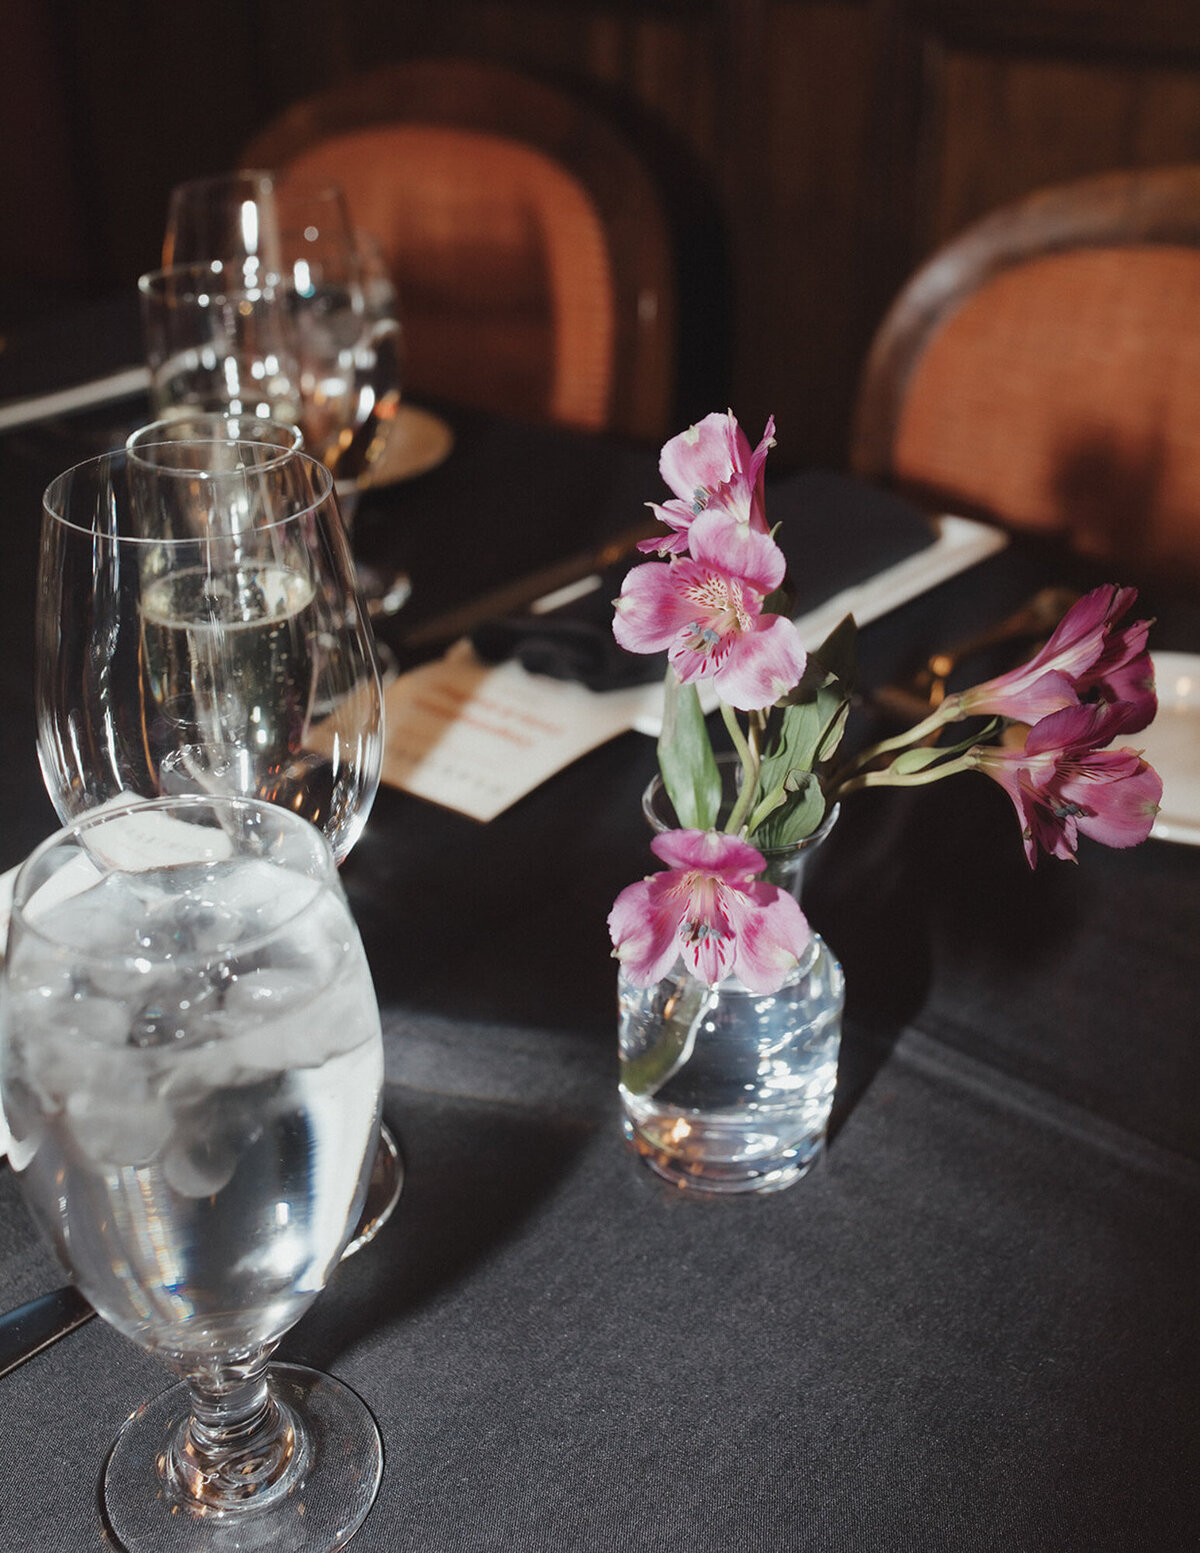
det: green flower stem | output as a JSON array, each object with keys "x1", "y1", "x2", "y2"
[
  {"x1": 620, "y1": 978, "x2": 717, "y2": 1098},
  {"x1": 833, "y1": 751, "x2": 976, "y2": 798},
  {"x1": 720, "y1": 701, "x2": 759, "y2": 835},
  {"x1": 840, "y1": 699, "x2": 961, "y2": 771}
]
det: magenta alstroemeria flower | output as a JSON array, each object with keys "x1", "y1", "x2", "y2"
[
  {"x1": 947, "y1": 585, "x2": 1156, "y2": 730},
  {"x1": 608, "y1": 828, "x2": 810, "y2": 992},
  {"x1": 613, "y1": 509, "x2": 805, "y2": 710},
  {"x1": 638, "y1": 410, "x2": 776, "y2": 556},
  {"x1": 969, "y1": 699, "x2": 1162, "y2": 867}
]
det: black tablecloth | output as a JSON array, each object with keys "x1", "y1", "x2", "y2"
[{"x1": 0, "y1": 325, "x2": 1198, "y2": 1551}]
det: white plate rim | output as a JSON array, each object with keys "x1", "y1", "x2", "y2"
[
  {"x1": 1146, "y1": 650, "x2": 1200, "y2": 845},
  {"x1": 364, "y1": 403, "x2": 454, "y2": 488}
]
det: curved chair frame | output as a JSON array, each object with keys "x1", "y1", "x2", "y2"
[
  {"x1": 242, "y1": 57, "x2": 677, "y2": 442},
  {"x1": 851, "y1": 166, "x2": 1200, "y2": 583},
  {"x1": 853, "y1": 165, "x2": 1200, "y2": 479}
]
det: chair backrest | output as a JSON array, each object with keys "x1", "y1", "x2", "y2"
[
  {"x1": 241, "y1": 57, "x2": 677, "y2": 442},
  {"x1": 851, "y1": 165, "x2": 1200, "y2": 584}
]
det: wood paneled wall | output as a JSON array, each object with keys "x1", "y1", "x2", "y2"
[{"x1": 6, "y1": 0, "x2": 1200, "y2": 466}]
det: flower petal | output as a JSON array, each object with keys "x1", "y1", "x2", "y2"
[
  {"x1": 953, "y1": 585, "x2": 1156, "y2": 727},
  {"x1": 651, "y1": 827, "x2": 766, "y2": 880},
  {"x1": 612, "y1": 561, "x2": 695, "y2": 654},
  {"x1": 728, "y1": 884, "x2": 811, "y2": 992},
  {"x1": 607, "y1": 877, "x2": 686, "y2": 986},
  {"x1": 688, "y1": 509, "x2": 786, "y2": 595},
  {"x1": 712, "y1": 615, "x2": 807, "y2": 711},
  {"x1": 681, "y1": 917, "x2": 737, "y2": 985},
  {"x1": 659, "y1": 413, "x2": 740, "y2": 506},
  {"x1": 1070, "y1": 758, "x2": 1163, "y2": 849}
]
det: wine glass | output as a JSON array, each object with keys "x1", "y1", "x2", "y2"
[
  {"x1": 37, "y1": 440, "x2": 382, "y2": 864},
  {"x1": 0, "y1": 793, "x2": 384, "y2": 1550},
  {"x1": 127, "y1": 410, "x2": 303, "y2": 460},
  {"x1": 160, "y1": 178, "x2": 401, "y2": 515},
  {"x1": 138, "y1": 259, "x2": 304, "y2": 428},
  {"x1": 162, "y1": 168, "x2": 285, "y2": 275},
  {"x1": 158, "y1": 171, "x2": 410, "y2": 620}
]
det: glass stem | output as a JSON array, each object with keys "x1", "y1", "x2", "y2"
[{"x1": 166, "y1": 1343, "x2": 305, "y2": 1512}]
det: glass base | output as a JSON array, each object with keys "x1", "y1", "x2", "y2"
[
  {"x1": 622, "y1": 1112, "x2": 826, "y2": 1195},
  {"x1": 102, "y1": 1364, "x2": 382, "y2": 1552}
]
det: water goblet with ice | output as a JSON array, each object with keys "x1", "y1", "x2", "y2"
[{"x1": 0, "y1": 794, "x2": 385, "y2": 1550}]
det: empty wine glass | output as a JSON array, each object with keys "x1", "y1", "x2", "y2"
[
  {"x1": 37, "y1": 440, "x2": 382, "y2": 864},
  {"x1": 0, "y1": 794, "x2": 384, "y2": 1550},
  {"x1": 162, "y1": 168, "x2": 286, "y2": 277},
  {"x1": 138, "y1": 259, "x2": 304, "y2": 427},
  {"x1": 127, "y1": 410, "x2": 303, "y2": 461},
  {"x1": 159, "y1": 171, "x2": 410, "y2": 619},
  {"x1": 161, "y1": 175, "x2": 397, "y2": 502}
]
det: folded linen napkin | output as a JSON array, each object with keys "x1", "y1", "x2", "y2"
[{"x1": 469, "y1": 469, "x2": 938, "y2": 687}]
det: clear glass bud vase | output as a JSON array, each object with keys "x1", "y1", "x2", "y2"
[{"x1": 618, "y1": 759, "x2": 845, "y2": 1195}]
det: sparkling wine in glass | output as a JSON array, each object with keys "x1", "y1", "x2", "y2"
[
  {"x1": 37, "y1": 439, "x2": 383, "y2": 865},
  {"x1": 0, "y1": 794, "x2": 384, "y2": 1550}
]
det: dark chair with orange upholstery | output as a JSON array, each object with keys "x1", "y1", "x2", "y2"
[
  {"x1": 851, "y1": 165, "x2": 1200, "y2": 586},
  {"x1": 241, "y1": 57, "x2": 679, "y2": 443}
]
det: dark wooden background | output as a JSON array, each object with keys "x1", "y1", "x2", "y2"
[{"x1": 4, "y1": 0, "x2": 1200, "y2": 468}]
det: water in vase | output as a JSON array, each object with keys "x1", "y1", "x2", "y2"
[{"x1": 618, "y1": 935, "x2": 844, "y2": 1193}]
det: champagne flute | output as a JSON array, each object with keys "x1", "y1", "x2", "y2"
[{"x1": 1, "y1": 794, "x2": 384, "y2": 1550}]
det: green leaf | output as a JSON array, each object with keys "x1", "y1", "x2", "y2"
[
  {"x1": 757, "y1": 665, "x2": 850, "y2": 795},
  {"x1": 761, "y1": 571, "x2": 795, "y2": 622},
  {"x1": 812, "y1": 614, "x2": 859, "y2": 689},
  {"x1": 732, "y1": 614, "x2": 857, "y2": 847},
  {"x1": 750, "y1": 771, "x2": 827, "y2": 849},
  {"x1": 760, "y1": 698, "x2": 826, "y2": 785},
  {"x1": 814, "y1": 697, "x2": 851, "y2": 765},
  {"x1": 657, "y1": 673, "x2": 720, "y2": 830}
]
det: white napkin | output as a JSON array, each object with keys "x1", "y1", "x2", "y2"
[{"x1": 0, "y1": 364, "x2": 149, "y2": 432}]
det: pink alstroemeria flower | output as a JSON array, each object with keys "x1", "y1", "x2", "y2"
[
  {"x1": 613, "y1": 509, "x2": 805, "y2": 710},
  {"x1": 946, "y1": 585, "x2": 1156, "y2": 730},
  {"x1": 639, "y1": 410, "x2": 776, "y2": 556},
  {"x1": 969, "y1": 700, "x2": 1162, "y2": 867},
  {"x1": 608, "y1": 828, "x2": 810, "y2": 992}
]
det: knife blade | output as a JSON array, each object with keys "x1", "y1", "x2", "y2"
[
  {"x1": 400, "y1": 517, "x2": 660, "y2": 651},
  {"x1": 0, "y1": 1283, "x2": 95, "y2": 1378}
]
